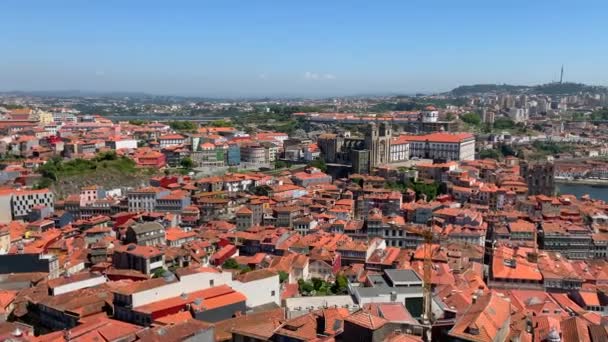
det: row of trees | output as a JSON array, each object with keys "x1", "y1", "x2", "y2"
[
  {"x1": 298, "y1": 275, "x2": 349, "y2": 296},
  {"x1": 221, "y1": 258, "x2": 348, "y2": 297},
  {"x1": 222, "y1": 258, "x2": 253, "y2": 273},
  {"x1": 460, "y1": 112, "x2": 481, "y2": 126},
  {"x1": 169, "y1": 121, "x2": 198, "y2": 131},
  {"x1": 573, "y1": 108, "x2": 608, "y2": 121},
  {"x1": 478, "y1": 143, "x2": 522, "y2": 160},
  {"x1": 385, "y1": 180, "x2": 443, "y2": 201}
]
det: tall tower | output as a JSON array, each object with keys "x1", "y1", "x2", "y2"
[
  {"x1": 365, "y1": 122, "x2": 391, "y2": 169},
  {"x1": 560, "y1": 65, "x2": 564, "y2": 84}
]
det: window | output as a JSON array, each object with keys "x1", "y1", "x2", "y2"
[
  {"x1": 209, "y1": 279, "x2": 214, "y2": 287},
  {"x1": 271, "y1": 290, "x2": 276, "y2": 296}
]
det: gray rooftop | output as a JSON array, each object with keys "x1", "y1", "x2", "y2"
[
  {"x1": 367, "y1": 274, "x2": 389, "y2": 288},
  {"x1": 384, "y1": 269, "x2": 422, "y2": 284},
  {"x1": 354, "y1": 286, "x2": 423, "y2": 298},
  {"x1": 131, "y1": 222, "x2": 164, "y2": 234}
]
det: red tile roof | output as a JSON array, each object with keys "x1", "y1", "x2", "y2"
[
  {"x1": 395, "y1": 132, "x2": 474, "y2": 144},
  {"x1": 449, "y1": 292, "x2": 511, "y2": 342},
  {"x1": 344, "y1": 310, "x2": 388, "y2": 330}
]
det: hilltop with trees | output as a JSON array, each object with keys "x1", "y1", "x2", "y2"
[{"x1": 449, "y1": 82, "x2": 606, "y2": 96}]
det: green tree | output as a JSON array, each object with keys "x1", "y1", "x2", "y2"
[
  {"x1": 460, "y1": 112, "x2": 481, "y2": 126},
  {"x1": 412, "y1": 181, "x2": 439, "y2": 201},
  {"x1": 95, "y1": 151, "x2": 118, "y2": 162},
  {"x1": 493, "y1": 118, "x2": 515, "y2": 130},
  {"x1": 308, "y1": 158, "x2": 327, "y2": 172},
  {"x1": 311, "y1": 277, "x2": 324, "y2": 291},
  {"x1": 169, "y1": 121, "x2": 197, "y2": 131},
  {"x1": 384, "y1": 179, "x2": 443, "y2": 200},
  {"x1": 479, "y1": 149, "x2": 501, "y2": 160},
  {"x1": 482, "y1": 122, "x2": 493, "y2": 133},
  {"x1": 152, "y1": 268, "x2": 166, "y2": 278},
  {"x1": 222, "y1": 258, "x2": 239, "y2": 269},
  {"x1": 34, "y1": 177, "x2": 53, "y2": 190},
  {"x1": 298, "y1": 279, "x2": 314, "y2": 295},
  {"x1": 278, "y1": 271, "x2": 289, "y2": 284},
  {"x1": 331, "y1": 274, "x2": 349, "y2": 294},
  {"x1": 500, "y1": 144, "x2": 517, "y2": 157},
  {"x1": 274, "y1": 160, "x2": 287, "y2": 169},
  {"x1": 209, "y1": 119, "x2": 233, "y2": 127},
  {"x1": 129, "y1": 119, "x2": 147, "y2": 126},
  {"x1": 0, "y1": 103, "x2": 24, "y2": 109},
  {"x1": 180, "y1": 157, "x2": 194, "y2": 169},
  {"x1": 350, "y1": 177, "x2": 364, "y2": 187},
  {"x1": 251, "y1": 185, "x2": 272, "y2": 196}
]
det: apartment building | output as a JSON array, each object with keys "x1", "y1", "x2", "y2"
[
  {"x1": 112, "y1": 244, "x2": 165, "y2": 275},
  {"x1": 127, "y1": 187, "x2": 170, "y2": 212},
  {"x1": 0, "y1": 188, "x2": 54, "y2": 223}
]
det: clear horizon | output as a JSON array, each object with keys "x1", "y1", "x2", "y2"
[{"x1": 2, "y1": 0, "x2": 607, "y2": 97}]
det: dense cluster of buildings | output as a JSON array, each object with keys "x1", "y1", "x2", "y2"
[
  {"x1": 318, "y1": 122, "x2": 475, "y2": 175},
  {"x1": 294, "y1": 105, "x2": 457, "y2": 132},
  {"x1": 0, "y1": 110, "x2": 301, "y2": 173},
  {"x1": 0, "y1": 103, "x2": 608, "y2": 342}
]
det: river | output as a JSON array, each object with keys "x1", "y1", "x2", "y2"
[{"x1": 556, "y1": 183, "x2": 608, "y2": 201}]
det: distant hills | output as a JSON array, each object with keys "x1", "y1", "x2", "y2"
[{"x1": 449, "y1": 82, "x2": 607, "y2": 96}]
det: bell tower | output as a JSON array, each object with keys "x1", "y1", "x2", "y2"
[{"x1": 365, "y1": 122, "x2": 392, "y2": 168}]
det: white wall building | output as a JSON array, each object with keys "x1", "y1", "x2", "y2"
[
  {"x1": 389, "y1": 138, "x2": 410, "y2": 162},
  {"x1": 509, "y1": 108, "x2": 528, "y2": 123},
  {"x1": 0, "y1": 189, "x2": 54, "y2": 222},
  {"x1": 158, "y1": 134, "x2": 186, "y2": 149},
  {"x1": 50, "y1": 274, "x2": 107, "y2": 296},
  {"x1": 400, "y1": 132, "x2": 475, "y2": 161},
  {"x1": 230, "y1": 271, "x2": 280, "y2": 308},
  {"x1": 115, "y1": 268, "x2": 280, "y2": 309},
  {"x1": 421, "y1": 106, "x2": 439, "y2": 123},
  {"x1": 111, "y1": 138, "x2": 138, "y2": 150}
]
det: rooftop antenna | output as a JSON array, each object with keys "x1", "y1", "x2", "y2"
[{"x1": 560, "y1": 65, "x2": 564, "y2": 84}]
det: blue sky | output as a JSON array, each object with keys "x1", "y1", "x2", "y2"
[{"x1": 1, "y1": 0, "x2": 607, "y2": 97}]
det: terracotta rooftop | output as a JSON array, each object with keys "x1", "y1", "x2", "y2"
[
  {"x1": 345, "y1": 310, "x2": 388, "y2": 330},
  {"x1": 449, "y1": 292, "x2": 511, "y2": 342}
]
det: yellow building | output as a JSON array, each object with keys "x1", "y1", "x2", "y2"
[{"x1": 33, "y1": 109, "x2": 54, "y2": 124}]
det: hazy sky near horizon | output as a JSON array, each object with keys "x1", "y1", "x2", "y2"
[{"x1": 2, "y1": 0, "x2": 607, "y2": 97}]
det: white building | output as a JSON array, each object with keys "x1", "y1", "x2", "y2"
[
  {"x1": 126, "y1": 187, "x2": 170, "y2": 212},
  {"x1": 508, "y1": 108, "x2": 528, "y2": 123},
  {"x1": 399, "y1": 132, "x2": 475, "y2": 161},
  {"x1": 421, "y1": 106, "x2": 439, "y2": 123},
  {"x1": 389, "y1": 137, "x2": 410, "y2": 162},
  {"x1": 0, "y1": 188, "x2": 55, "y2": 222},
  {"x1": 108, "y1": 137, "x2": 138, "y2": 150},
  {"x1": 230, "y1": 270, "x2": 281, "y2": 308},
  {"x1": 158, "y1": 134, "x2": 186, "y2": 149},
  {"x1": 240, "y1": 144, "x2": 266, "y2": 164},
  {"x1": 48, "y1": 273, "x2": 107, "y2": 296},
  {"x1": 113, "y1": 267, "x2": 279, "y2": 311}
]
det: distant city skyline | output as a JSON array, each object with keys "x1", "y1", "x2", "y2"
[{"x1": 2, "y1": 0, "x2": 607, "y2": 97}]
